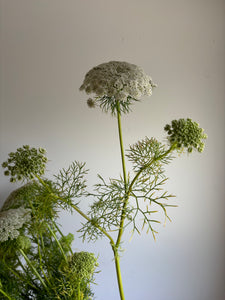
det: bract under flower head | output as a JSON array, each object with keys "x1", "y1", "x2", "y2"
[
  {"x1": 2, "y1": 145, "x2": 47, "y2": 182},
  {"x1": 80, "y1": 61, "x2": 156, "y2": 114},
  {"x1": 164, "y1": 118, "x2": 207, "y2": 153},
  {"x1": 0, "y1": 207, "x2": 31, "y2": 242}
]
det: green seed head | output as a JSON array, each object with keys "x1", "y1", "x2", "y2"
[
  {"x1": 68, "y1": 251, "x2": 98, "y2": 280},
  {"x1": 2, "y1": 145, "x2": 48, "y2": 182},
  {"x1": 16, "y1": 235, "x2": 31, "y2": 250},
  {"x1": 164, "y1": 118, "x2": 207, "y2": 153}
]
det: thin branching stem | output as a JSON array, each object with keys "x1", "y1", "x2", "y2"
[
  {"x1": 36, "y1": 234, "x2": 52, "y2": 287},
  {"x1": 7, "y1": 264, "x2": 37, "y2": 290},
  {"x1": 19, "y1": 249, "x2": 49, "y2": 292},
  {"x1": 35, "y1": 174, "x2": 115, "y2": 248},
  {"x1": 46, "y1": 224, "x2": 68, "y2": 262},
  {"x1": 128, "y1": 144, "x2": 176, "y2": 194},
  {"x1": 52, "y1": 220, "x2": 73, "y2": 255},
  {"x1": 70, "y1": 201, "x2": 115, "y2": 246}
]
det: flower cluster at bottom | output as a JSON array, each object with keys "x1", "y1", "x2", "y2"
[{"x1": 0, "y1": 207, "x2": 31, "y2": 242}]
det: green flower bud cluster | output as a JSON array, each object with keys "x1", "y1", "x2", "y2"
[
  {"x1": 164, "y1": 118, "x2": 207, "y2": 153},
  {"x1": 68, "y1": 251, "x2": 98, "y2": 280},
  {"x1": 59, "y1": 233, "x2": 74, "y2": 253},
  {"x1": 87, "y1": 98, "x2": 96, "y2": 108},
  {"x1": 16, "y1": 235, "x2": 31, "y2": 250},
  {"x1": 2, "y1": 145, "x2": 47, "y2": 182}
]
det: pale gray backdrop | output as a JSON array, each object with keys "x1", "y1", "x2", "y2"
[{"x1": 0, "y1": 1, "x2": 224, "y2": 299}]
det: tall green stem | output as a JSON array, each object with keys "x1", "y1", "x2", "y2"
[
  {"x1": 116, "y1": 102, "x2": 129, "y2": 247},
  {"x1": 116, "y1": 101, "x2": 128, "y2": 189},
  {"x1": 113, "y1": 101, "x2": 128, "y2": 300},
  {"x1": 114, "y1": 105, "x2": 175, "y2": 300},
  {"x1": 113, "y1": 248, "x2": 125, "y2": 300}
]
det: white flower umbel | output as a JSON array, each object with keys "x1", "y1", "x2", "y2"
[
  {"x1": 80, "y1": 61, "x2": 156, "y2": 114},
  {"x1": 0, "y1": 207, "x2": 31, "y2": 242}
]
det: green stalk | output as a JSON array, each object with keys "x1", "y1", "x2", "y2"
[
  {"x1": 36, "y1": 236, "x2": 52, "y2": 287},
  {"x1": 39, "y1": 233, "x2": 53, "y2": 281},
  {"x1": 37, "y1": 235, "x2": 43, "y2": 265},
  {"x1": 19, "y1": 249, "x2": 49, "y2": 292},
  {"x1": 16, "y1": 258, "x2": 38, "y2": 290},
  {"x1": 77, "y1": 281, "x2": 81, "y2": 300},
  {"x1": 52, "y1": 220, "x2": 73, "y2": 255},
  {"x1": 35, "y1": 175, "x2": 115, "y2": 248},
  {"x1": 46, "y1": 224, "x2": 68, "y2": 262},
  {"x1": 113, "y1": 248, "x2": 125, "y2": 300},
  {"x1": 128, "y1": 144, "x2": 176, "y2": 194},
  {"x1": 116, "y1": 101, "x2": 130, "y2": 247},
  {"x1": 69, "y1": 202, "x2": 115, "y2": 247},
  {"x1": 0, "y1": 288, "x2": 13, "y2": 300},
  {"x1": 35, "y1": 174, "x2": 47, "y2": 187},
  {"x1": 113, "y1": 101, "x2": 127, "y2": 300},
  {"x1": 116, "y1": 102, "x2": 129, "y2": 247},
  {"x1": 27, "y1": 191, "x2": 52, "y2": 288},
  {"x1": 116, "y1": 101, "x2": 128, "y2": 190},
  {"x1": 7, "y1": 265, "x2": 37, "y2": 290}
]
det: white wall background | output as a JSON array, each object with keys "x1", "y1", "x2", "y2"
[{"x1": 0, "y1": 0, "x2": 224, "y2": 299}]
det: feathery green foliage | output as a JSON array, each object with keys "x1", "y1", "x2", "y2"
[
  {"x1": 0, "y1": 174, "x2": 97, "y2": 299},
  {"x1": 1, "y1": 61, "x2": 207, "y2": 300}
]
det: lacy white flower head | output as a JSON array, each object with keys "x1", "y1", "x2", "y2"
[
  {"x1": 80, "y1": 61, "x2": 156, "y2": 115},
  {"x1": 2, "y1": 145, "x2": 47, "y2": 182},
  {"x1": 0, "y1": 207, "x2": 31, "y2": 242},
  {"x1": 164, "y1": 118, "x2": 207, "y2": 153}
]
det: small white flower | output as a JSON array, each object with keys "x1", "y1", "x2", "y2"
[
  {"x1": 114, "y1": 79, "x2": 124, "y2": 90},
  {"x1": 0, "y1": 207, "x2": 31, "y2": 242}
]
